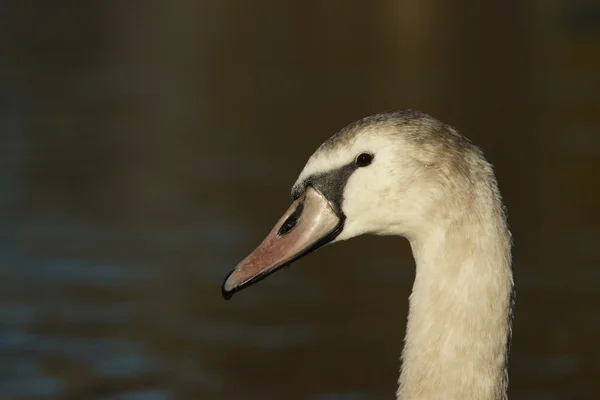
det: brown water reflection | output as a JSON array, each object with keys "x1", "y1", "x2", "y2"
[{"x1": 1, "y1": 1, "x2": 599, "y2": 399}]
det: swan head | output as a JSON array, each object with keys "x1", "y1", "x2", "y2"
[{"x1": 222, "y1": 110, "x2": 480, "y2": 298}]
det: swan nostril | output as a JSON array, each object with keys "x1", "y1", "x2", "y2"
[
  {"x1": 278, "y1": 217, "x2": 297, "y2": 235},
  {"x1": 278, "y1": 202, "x2": 304, "y2": 236}
]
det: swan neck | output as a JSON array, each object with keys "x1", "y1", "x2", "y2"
[{"x1": 397, "y1": 207, "x2": 513, "y2": 400}]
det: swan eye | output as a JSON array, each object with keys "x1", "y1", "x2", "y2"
[{"x1": 355, "y1": 153, "x2": 373, "y2": 167}]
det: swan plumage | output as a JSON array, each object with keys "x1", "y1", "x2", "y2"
[{"x1": 222, "y1": 110, "x2": 514, "y2": 400}]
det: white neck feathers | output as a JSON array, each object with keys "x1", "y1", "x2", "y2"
[{"x1": 397, "y1": 177, "x2": 513, "y2": 400}]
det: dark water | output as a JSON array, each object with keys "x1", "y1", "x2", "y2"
[{"x1": 1, "y1": 1, "x2": 599, "y2": 399}]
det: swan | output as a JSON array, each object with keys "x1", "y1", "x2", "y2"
[{"x1": 222, "y1": 110, "x2": 514, "y2": 400}]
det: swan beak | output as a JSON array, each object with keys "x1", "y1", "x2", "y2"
[{"x1": 222, "y1": 186, "x2": 342, "y2": 299}]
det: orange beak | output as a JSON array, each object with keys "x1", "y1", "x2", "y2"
[{"x1": 222, "y1": 186, "x2": 343, "y2": 299}]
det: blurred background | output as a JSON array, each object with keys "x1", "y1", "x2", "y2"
[{"x1": 0, "y1": 1, "x2": 598, "y2": 399}]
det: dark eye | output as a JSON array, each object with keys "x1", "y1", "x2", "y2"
[{"x1": 355, "y1": 152, "x2": 373, "y2": 167}]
